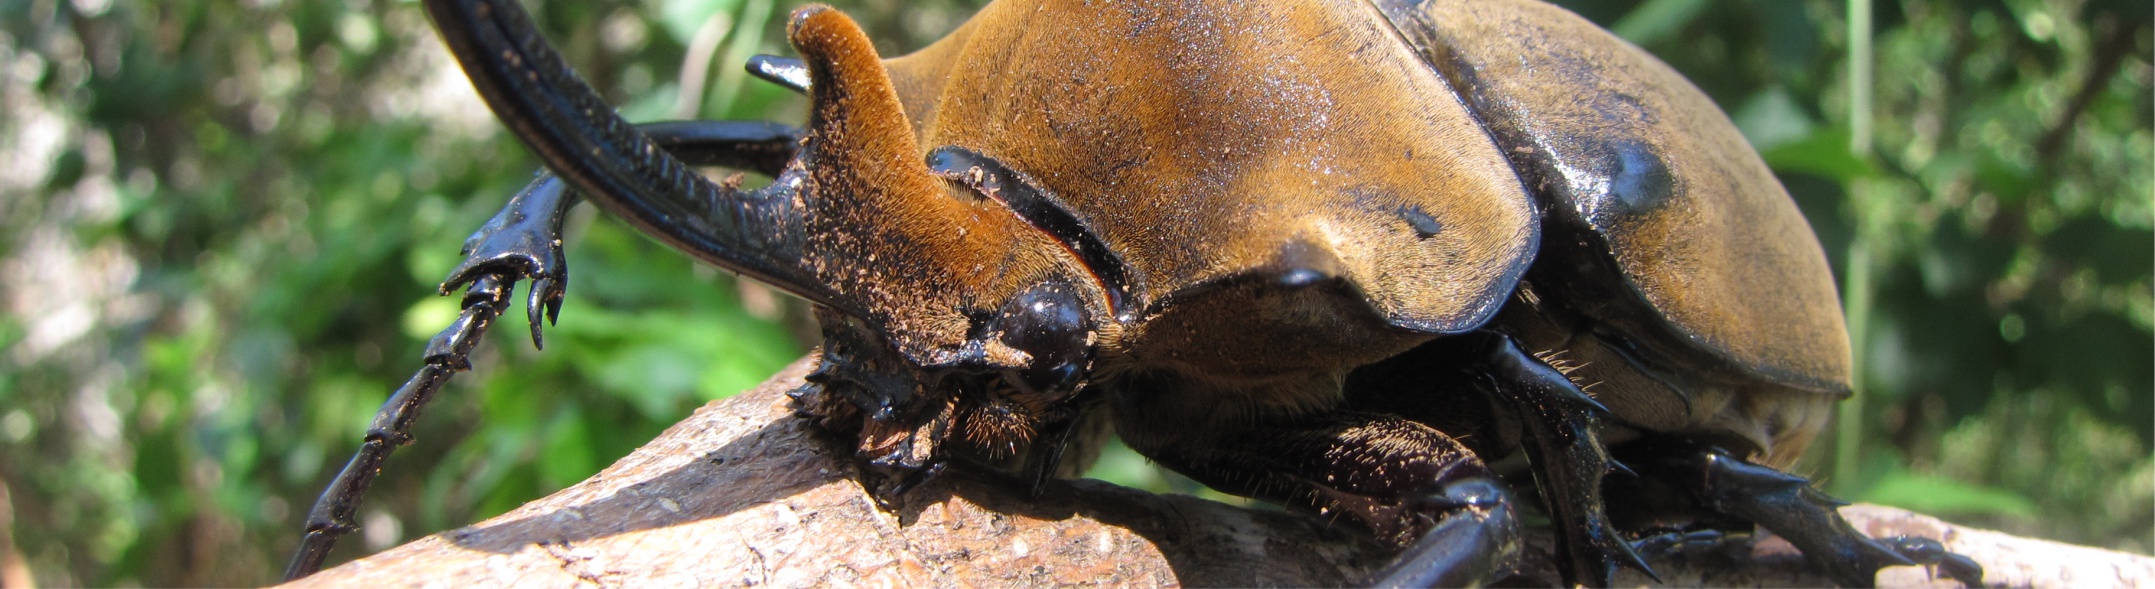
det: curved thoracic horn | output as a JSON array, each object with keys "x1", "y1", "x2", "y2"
[{"x1": 423, "y1": 0, "x2": 1103, "y2": 366}]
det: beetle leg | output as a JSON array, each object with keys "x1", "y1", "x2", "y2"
[
  {"x1": 1883, "y1": 536, "x2": 1986, "y2": 588},
  {"x1": 285, "y1": 274, "x2": 514, "y2": 581},
  {"x1": 1628, "y1": 528, "x2": 1730, "y2": 557},
  {"x1": 1614, "y1": 439, "x2": 1985, "y2": 588},
  {"x1": 442, "y1": 173, "x2": 576, "y2": 349},
  {"x1": 1114, "y1": 391, "x2": 1523, "y2": 587},
  {"x1": 443, "y1": 119, "x2": 805, "y2": 349},
  {"x1": 796, "y1": 309, "x2": 952, "y2": 505},
  {"x1": 1689, "y1": 451, "x2": 1983, "y2": 588},
  {"x1": 1698, "y1": 451, "x2": 1912, "y2": 586},
  {"x1": 1369, "y1": 478, "x2": 1521, "y2": 588},
  {"x1": 286, "y1": 121, "x2": 803, "y2": 581},
  {"x1": 1465, "y1": 332, "x2": 1655, "y2": 587},
  {"x1": 1018, "y1": 402, "x2": 1086, "y2": 497}
]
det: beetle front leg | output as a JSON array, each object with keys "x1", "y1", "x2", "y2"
[
  {"x1": 286, "y1": 274, "x2": 515, "y2": 580},
  {"x1": 287, "y1": 176, "x2": 576, "y2": 581},
  {"x1": 444, "y1": 173, "x2": 576, "y2": 347},
  {"x1": 442, "y1": 120, "x2": 805, "y2": 349},
  {"x1": 286, "y1": 120, "x2": 804, "y2": 580}
]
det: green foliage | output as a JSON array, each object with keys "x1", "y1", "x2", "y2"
[{"x1": 0, "y1": 0, "x2": 2143, "y2": 586}]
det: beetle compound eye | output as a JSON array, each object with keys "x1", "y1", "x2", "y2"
[{"x1": 993, "y1": 282, "x2": 1095, "y2": 397}]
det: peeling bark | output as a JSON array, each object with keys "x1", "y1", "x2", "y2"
[{"x1": 284, "y1": 355, "x2": 2155, "y2": 588}]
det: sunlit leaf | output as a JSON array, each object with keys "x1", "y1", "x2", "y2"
[
  {"x1": 1762, "y1": 130, "x2": 1877, "y2": 182},
  {"x1": 1611, "y1": 0, "x2": 1709, "y2": 46},
  {"x1": 1862, "y1": 467, "x2": 2037, "y2": 523}
]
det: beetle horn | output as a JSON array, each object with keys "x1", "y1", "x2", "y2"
[
  {"x1": 424, "y1": 0, "x2": 1104, "y2": 366},
  {"x1": 779, "y1": 5, "x2": 1110, "y2": 366},
  {"x1": 787, "y1": 5, "x2": 949, "y2": 224},
  {"x1": 421, "y1": 0, "x2": 857, "y2": 314}
]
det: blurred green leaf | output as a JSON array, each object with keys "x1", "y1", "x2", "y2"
[
  {"x1": 538, "y1": 407, "x2": 599, "y2": 488},
  {"x1": 1734, "y1": 87, "x2": 1817, "y2": 152},
  {"x1": 659, "y1": 0, "x2": 741, "y2": 43},
  {"x1": 1610, "y1": 0, "x2": 1709, "y2": 46},
  {"x1": 1762, "y1": 130, "x2": 1877, "y2": 182},
  {"x1": 1859, "y1": 471, "x2": 2038, "y2": 518},
  {"x1": 401, "y1": 296, "x2": 462, "y2": 340}
]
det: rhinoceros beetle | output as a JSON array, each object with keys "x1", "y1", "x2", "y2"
[{"x1": 286, "y1": 0, "x2": 1987, "y2": 586}]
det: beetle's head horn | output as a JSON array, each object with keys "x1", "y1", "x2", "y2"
[
  {"x1": 779, "y1": 5, "x2": 1106, "y2": 368},
  {"x1": 780, "y1": 7, "x2": 1110, "y2": 463}
]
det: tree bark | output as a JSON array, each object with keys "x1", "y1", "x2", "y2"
[{"x1": 283, "y1": 354, "x2": 2155, "y2": 588}]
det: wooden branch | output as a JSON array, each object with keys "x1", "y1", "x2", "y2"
[
  {"x1": 284, "y1": 355, "x2": 2155, "y2": 588},
  {"x1": 0, "y1": 483, "x2": 32, "y2": 589}
]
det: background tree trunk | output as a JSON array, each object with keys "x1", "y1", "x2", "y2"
[{"x1": 283, "y1": 355, "x2": 2155, "y2": 588}]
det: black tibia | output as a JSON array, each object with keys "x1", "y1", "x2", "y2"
[
  {"x1": 284, "y1": 276, "x2": 513, "y2": 581},
  {"x1": 446, "y1": 175, "x2": 574, "y2": 349},
  {"x1": 1116, "y1": 395, "x2": 1522, "y2": 587},
  {"x1": 1017, "y1": 399, "x2": 1096, "y2": 497},
  {"x1": 287, "y1": 121, "x2": 805, "y2": 581},
  {"x1": 443, "y1": 120, "x2": 804, "y2": 350},
  {"x1": 1628, "y1": 528, "x2": 1730, "y2": 556},
  {"x1": 1613, "y1": 439, "x2": 1985, "y2": 588},
  {"x1": 1455, "y1": 332, "x2": 1652, "y2": 588},
  {"x1": 1369, "y1": 479, "x2": 1521, "y2": 588}
]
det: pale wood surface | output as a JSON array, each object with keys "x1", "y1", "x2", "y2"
[{"x1": 285, "y1": 354, "x2": 2155, "y2": 588}]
